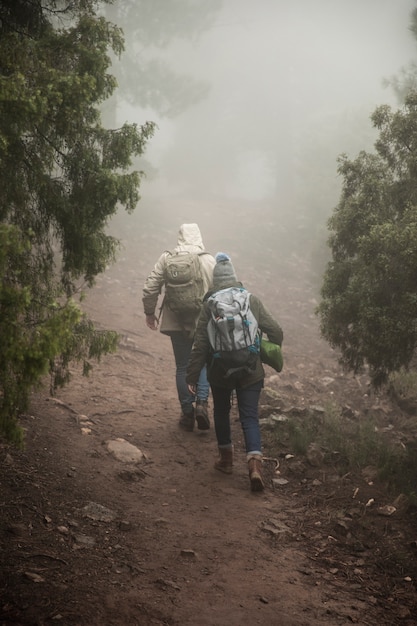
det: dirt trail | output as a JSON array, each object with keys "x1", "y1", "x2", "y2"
[{"x1": 1, "y1": 207, "x2": 417, "y2": 625}]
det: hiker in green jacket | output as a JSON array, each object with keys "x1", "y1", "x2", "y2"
[{"x1": 186, "y1": 252, "x2": 283, "y2": 492}]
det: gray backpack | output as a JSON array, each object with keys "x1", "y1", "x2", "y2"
[
  {"x1": 207, "y1": 287, "x2": 260, "y2": 380},
  {"x1": 164, "y1": 250, "x2": 206, "y2": 316}
]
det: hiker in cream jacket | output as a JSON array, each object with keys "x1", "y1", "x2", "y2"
[{"x1": 142, "y1": 223, "x2": 216, "y2": 431}]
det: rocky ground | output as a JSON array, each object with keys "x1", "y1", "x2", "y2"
[{"x1": 1, "y1": 199, "x2": 417, "y2": 625}]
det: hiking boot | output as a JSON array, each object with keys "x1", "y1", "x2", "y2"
[
  {"x1": 195, "y1": 400, "x2": 210, "y2": 430},
  {"x1": 214, "y1": 446, "x2": 234, "y2": 474},
  {"x1": 248, "y1": 454, "x2": 264, "y2": 492},
  {"x1": 179, "y1": 407, "x2": 195, "y2": 432}
]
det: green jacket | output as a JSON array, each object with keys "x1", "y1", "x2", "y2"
[{"x1": 186, "y1": 282, "x2": 283, "y2": 389}]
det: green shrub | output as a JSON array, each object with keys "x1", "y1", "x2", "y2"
[{"x1": 263, "y1": 401, "x2": 417, "y2": 499}]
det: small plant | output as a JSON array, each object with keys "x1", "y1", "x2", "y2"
[
  {"x1": 389, "y1": 369, "x2": 417, "y2": 397},
  {"x1": 378, "y1": 441, "x2": 417, "y2": 503},
  {"x1": 388, "y1": 368, "x2": 417, "y2": 414},
  {"x1": 262, "y1": 400, "x2": 417, "y2": 499},
  {"x1": 287, "y1": 419, "x2": 313, "y2": 455}
]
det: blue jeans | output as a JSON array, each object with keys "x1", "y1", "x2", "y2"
[
  {"x1": 170, "y1": 332, "x2": 210, "y2": 414},
  {"x1": 211, "y1": 380, "x2": 263, "y2": 456}
]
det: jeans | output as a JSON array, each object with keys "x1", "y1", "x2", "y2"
[
  {"x1": 211, "y1": 380, "x2": 263, "y2": 456},
  {"x1": 170, "y1": 332, "x2": 210, "y2": 414}
]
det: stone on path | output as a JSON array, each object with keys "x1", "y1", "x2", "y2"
[{"x1": 106, "y1": 438, "x2": 146, "y2": 464}]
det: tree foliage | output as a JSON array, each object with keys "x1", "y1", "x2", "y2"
[
  {"x1": 0, "y1": 0, "x2": 155, "y2": 443},
  {"x1": 318, "y1": 93, "x2": 417, "y2": 387},
  {"x1": 384, "y1": 4, "x2": 417, "y2": 103},
  {"x1": 102, "y1": 0, "x2": 222, "y2": 120}
]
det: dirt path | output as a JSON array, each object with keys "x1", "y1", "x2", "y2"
[{"x1": 1, "y1": 207, "x2": 417, "y2": 625}]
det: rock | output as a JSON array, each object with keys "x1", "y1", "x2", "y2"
[
  {"x1": 392, "y1": 493, "x2": 410, "y2": 513},
  {"x1": 306, "y1": 443, "x2": 324, "y2": 467},
  {"x1": 117, "y1": 468, "x2": 147, "y2": 482},
  {"x1": 180, "y1": 549, "x2": 196, "y2": 558},
  {"x1": 310, "y1": 405, "x2": 325, "y2": 414},
  {"x1": 287, "y1": 406, "x2": 309, "y2": 417},
  {"x1": 25, "y1": 571, "x2": 45, "y2": 583},
  {"x1": 156, "y1": 578, "x2": 181, "y2": 590},
  {"x1": 270, "y1": 413, "x2": 288, "y2": 423},
  {"x1": 260, "y1": 518, "x2": 291, "y2": 537},
  {"x1": 262, "y1": 387, "x2": 282, "y2": 403},
  {"x1": 377, "y1": 505, "x2": 396, "y2": 517},
  {"x1": 265, "y1": 374, "x2": 280, "y2": 385},
  {"x1": 72, "y1": 533, "x2": 96, "y2": 547},
  {"x1": 259, "y1": 417, "x2": 275, "y2": 428},
  {"x1": 320, "y1": 376, "x2": 335, "y2": 386},
  {"x1": 341, "y1": 405, "x2": 358, "y2": 419},
  {"x1": 272, "y1": 477, "x2": 289, "y2": 486},
  {"x1": 259, "y1": 413, "x2": 288, "y2": 428},
  {"x1": 81, "y1": 502, "x2": 116, "y2": 522},
  {"x1": 106, "y1": 438, "x2": 146, "y2": 464}
]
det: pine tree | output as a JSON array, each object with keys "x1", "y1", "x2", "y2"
[{"x1": 0, "y1": 0, "x2": 155, "y2": 444}]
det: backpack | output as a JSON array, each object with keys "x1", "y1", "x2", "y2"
[
  {"x1": 207, "y1": 287, "x2": 260, "y2": 380},
  {"x1": 164, "y1": 250, "x2": 205, "y2": 316}
]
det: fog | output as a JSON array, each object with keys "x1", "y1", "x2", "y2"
[{"x1": 109, "y1": 0, "x2": 416, "y2": 267}]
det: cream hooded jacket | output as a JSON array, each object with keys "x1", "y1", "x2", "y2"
[{"x1": 142, "y1": 224, "x2": 216, "y2": 336}]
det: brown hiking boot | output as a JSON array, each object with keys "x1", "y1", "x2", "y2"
[
  {"x1": 248, "y1": 455, "x2": 264, "y2": 492},
  {"x1": 179, "y1": 408, "x2": 195, "y2": 432},
  {"x1": 214, "y1": 447, "x2": 234, "y2": 474},
  {"x1": 195, "y1": 400, "x2": 210, "y2": 430}
]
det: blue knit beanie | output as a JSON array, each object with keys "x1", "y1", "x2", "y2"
[
  {"x1": 212, "y1": 252, "x2": 238, "y2": 290},
  {"x1": 215, "y1": 252, "x2": 231, "y2": 263}
]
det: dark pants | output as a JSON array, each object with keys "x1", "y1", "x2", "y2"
[
  {"x1": 211, "y1": 380, "x2": 263, "y2": 455},
  {"x1": 170, "y1": 332, "x2": 209, "y2": 415}
]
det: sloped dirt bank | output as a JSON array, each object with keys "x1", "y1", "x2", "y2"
[{"x1": 1, "y1": 203, "x2": 417, "y2": 625}]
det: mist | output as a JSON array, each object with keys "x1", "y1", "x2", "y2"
[{"x1": 109, "y1": 0, "x2": 417, "y2": 270}]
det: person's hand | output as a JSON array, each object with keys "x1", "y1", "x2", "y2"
[
  {"x1": 145, "y1": 314, "x2": 158, "y2": 330},
  {"x1": 188, "y1": 383, "x2": 196, "y2": 395}
]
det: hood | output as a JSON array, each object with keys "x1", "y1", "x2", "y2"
[{"x1": 176, "y1": 223, "x2": 204, "y2": 250}]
